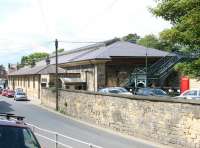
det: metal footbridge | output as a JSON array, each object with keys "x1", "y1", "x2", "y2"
[{"x1": 126, "y1": 50, "x2": 200, "y2": 88}]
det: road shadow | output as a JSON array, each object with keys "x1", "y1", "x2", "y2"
[
  {"x1": 0, "y1": 100, "x2": 14, "y2": 113},
  {"x1": 15, "y1": 99, "x2": 30, "y2": 102}
]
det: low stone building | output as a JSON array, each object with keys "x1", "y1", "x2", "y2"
[
  {"x1": 8, "y1": 39, "x2": 174, "y2": 101},
  {"x1": 8, "y1": 65, "x2": 66, "y2": 101}
]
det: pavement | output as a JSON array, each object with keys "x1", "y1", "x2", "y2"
[{"x1": 0, "y1": 96, "x2": 168, "y2": 148}]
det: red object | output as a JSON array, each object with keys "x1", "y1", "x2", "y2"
[
  {"x1": 7, "y1": 90, "x2": 15, "y2": 97},
  {"x1": 1, "y1": 89, "x2": 8, "y2": 96},
  {"x1": 181, "y1": 76, "x2": 190, "y2": 94}
]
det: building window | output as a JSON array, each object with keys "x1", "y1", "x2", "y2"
[
  {"x1": 24, "y1": 77, "x2": 26, "y2": 87},
  {"x1": 18, "y1": 77, "x2": 19, "y2": 86},
  {"x1": 28, "y1": 77, "x2": 30, "y2": 88},
  {"x1": 65, "y1": 85, "x2": 70, "y2": 89},
  {"x1": 20, "y1": 77, "x2": 22, "y2": 87},
  {"x1": 41, "y1": 83, "x2": 47, "y2": 88},
  {"x1": 33, "y1": 76, "x2": 35, "y2": 88}
]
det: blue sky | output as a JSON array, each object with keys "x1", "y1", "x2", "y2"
[{"x1": 0, "y1": 0, "x2": 171, "y2": 66}]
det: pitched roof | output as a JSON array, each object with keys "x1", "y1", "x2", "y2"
[
  {"x1": 36, "y1": 40, "x2": 169, "y2": 66},
  {"x1": 9, "y1": 39, "x2": 170, "y2": 76},
  {"x1": 9, "y1": 65, "x2": 66, "y2": 76}
]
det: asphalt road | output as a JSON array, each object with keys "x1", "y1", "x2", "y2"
[{"x1": 0, "y1": 96, "x2": 161, "y2": 148}]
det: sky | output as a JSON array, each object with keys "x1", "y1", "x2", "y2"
[{"x1": 0, "y1": 0, "x2": 171, "y2": 66}]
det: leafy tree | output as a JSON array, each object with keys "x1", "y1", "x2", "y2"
[
  {"x1": 21, "y1": 52, "x2": 49, "y2": 66},
  {"x1": 151, "y1": 0, "x2": 200, "y2": 77},
  {"x1": 52, "y1": 48, "x2": 64, "y2": 54},
  {"x1": 137, "y1": 34, "x2": 161, "y2": 49},
  {"x1": 122, "y1": 33, "x2": 140, "y2": 43},
  {"x1": 159, "y1": 29, "x2": 182, "y2": 51},
  {"x1": 151, "y1": 0, "x2": 200, "y2": 49}
]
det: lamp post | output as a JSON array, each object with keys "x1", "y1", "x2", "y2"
[{"x1": 55, "y1": 39, "x2": 59, "y2": 111}]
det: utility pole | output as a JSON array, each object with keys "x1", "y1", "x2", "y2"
[
  {"x1": 55, "y1": 39, "x2": 59, "y2": 111},
  {"x1": 145, "y1": 49, "x2": 148, "y2": 87}
]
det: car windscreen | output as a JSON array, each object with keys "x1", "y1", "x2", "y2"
[
  {"x1": 17, "y1": 93, "x2": 26, "y2": 95},
  {"x1": 0, "y1": 125, "x2": 40, "y2": 148},
  {"x1": 154, "y1": 89, "x2": 167, "y2": 95},
  {"x1": 109, "y1": 89, "x2": 121, "y2": 94},
  {"x1": 118, "y1": 88, "x2": 128, "y2": 92}
]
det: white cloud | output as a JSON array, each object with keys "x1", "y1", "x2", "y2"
[{"x1": 0, "y1": 0, "x2": 171, "y2": 66}]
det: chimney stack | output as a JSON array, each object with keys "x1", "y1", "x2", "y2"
[{"x1": 46, "y1": 56, "x2": 50, "y2": 65}]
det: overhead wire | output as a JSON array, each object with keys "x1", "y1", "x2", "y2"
[
  {"x1": 37, "y1": 0, "x2": 50, "y2": 37},
  {"x1": 0, "y1": 0, "x2": 120, "y2": 63},
  {"x1": 79, "y1": 0, "x2": 119, "y2": 32}
]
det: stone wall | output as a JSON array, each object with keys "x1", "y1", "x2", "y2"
[
  {"x1": 190, "y1": 79, "x2": 200, "y2": 89},
  {"x1": 41, "y1": 88, "x2": 200, "y2": 148}
]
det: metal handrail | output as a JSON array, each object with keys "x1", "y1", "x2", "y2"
[
  {"x1": 34, "y1": 133, "x2": 73, "y2": 148},
  {"x1": 27, "y1": 123, "x2": 104, "y2": 148}
]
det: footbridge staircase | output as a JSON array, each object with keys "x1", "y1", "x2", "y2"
[{"x1": 126, "y1": 50, "x2": 200, "y2": 88}]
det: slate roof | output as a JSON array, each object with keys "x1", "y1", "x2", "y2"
[
  {"x1": 36, "y1": 40, "x2": 169, "y2": 66},
  {"x1": 9, "y1": 39, "x2": 170, "y2": 76},
  {"x1": 9, "y1": 65, "x2": 66, "y2": 76}
]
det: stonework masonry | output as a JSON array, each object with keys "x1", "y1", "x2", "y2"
[{"x1": 41, "y1": 88, "x2": 200, "y2": 148}]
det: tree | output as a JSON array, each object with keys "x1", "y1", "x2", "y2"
[
  {"x1": 52, "y1": 48, "x2": 64, "y2": 54},
  {"x1": 20, "y1": 52, "x2": 49, "y2": 66},
  {"x1": 151, "y1": 0, "x2": 200, "y2": 77},
  {"x1": 159, "y1": 29, "x2": 182, "y2": 51},
  {"x1": 151, "y1": 0, "x2": 200, "y2": 49},
  {"x1": 137, "y1": 34, "x2": 161, "y2": 49},
  {"x1": 122, "y1": 33, "x2": 140, "y2": 43}
]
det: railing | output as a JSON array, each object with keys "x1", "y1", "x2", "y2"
[{"x1": 27, "y1": 123, "x2": 104, "y2": 148}]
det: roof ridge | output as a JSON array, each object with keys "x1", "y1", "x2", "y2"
[
  {"x1": 91, "y1": 40, "x2": 121, "y2": 59},
  {"x1": 49, "y1": 38, "x2": 120, "y2": 58},
  {"x1": 50, "y1": 43, "x2": 105, "y2": 58},
  {"x1": 36, "y1": 65, "x2": 49, "y2": 74},
  {"x1": 68, "y1": 47, "x2": 101, "y2": 62}
]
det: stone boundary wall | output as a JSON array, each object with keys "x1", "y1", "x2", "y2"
[{"x1": 41, "y1": 88, "x2": 200, "y2": 148}]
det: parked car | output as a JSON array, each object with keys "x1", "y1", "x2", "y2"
[
  {"x1": 14, "y1": 92, "x2": 28, "y2": 101},
  {"x1": 177, "y1": 89, "x2": 200, "y2": 100},
  {"x1": 135, "y1": 88, "x2": 168, "y2": 97},
  {"x1": 6, "y1": 90, "x2": 15, "y2": 98},
  {"x1": 98, "y1": 87, "x2": 132, "y2": 95},
  {"x1": 0, "y1": 88, "x2": 3, "y2": 94},
  {"x1": 1, "y1": 89, "x2": 8, "y2": 96},
  {"x1": 15, "y1": 88, "x2": 23, "y2": 93},
  {"x1": 0, "y1": 113, "x2": 41, "y2": 148}
]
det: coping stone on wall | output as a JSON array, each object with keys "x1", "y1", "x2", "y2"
[{"x1": 58, "y1": 88, "x2": 200, "y2": 105}]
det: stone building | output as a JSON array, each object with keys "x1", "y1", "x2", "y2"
[
  {"x1": 0, "y1": 65, "x2": 7, "y2": 79},
  {"x1": 8, "y1": 65, "x2": 66, "y2": 101},
  {"x1": 8, "y1": 39, "x2": 172, "y2": 101}
]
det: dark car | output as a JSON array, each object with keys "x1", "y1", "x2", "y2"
[
  {"x1": 135, "y1": 88, "x2": 167, "y2": 96},
  {"x1": 0, "y1": 113, "x2": 41, "y2": 148}
]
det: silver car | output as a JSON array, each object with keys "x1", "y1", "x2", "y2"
[
  {"x1": 98, "y1": 87, "x2": 132, "y2": 95},
  {"x1": 14, "y1": 92, "x2": 28, "y2": 101},
  {"x1": 178, "y1": 89, "x2": 200, "y2": 100}
]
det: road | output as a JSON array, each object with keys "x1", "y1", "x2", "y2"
[{"x1": 0, "y1": 96, "x2": 161, "y2": 148}]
